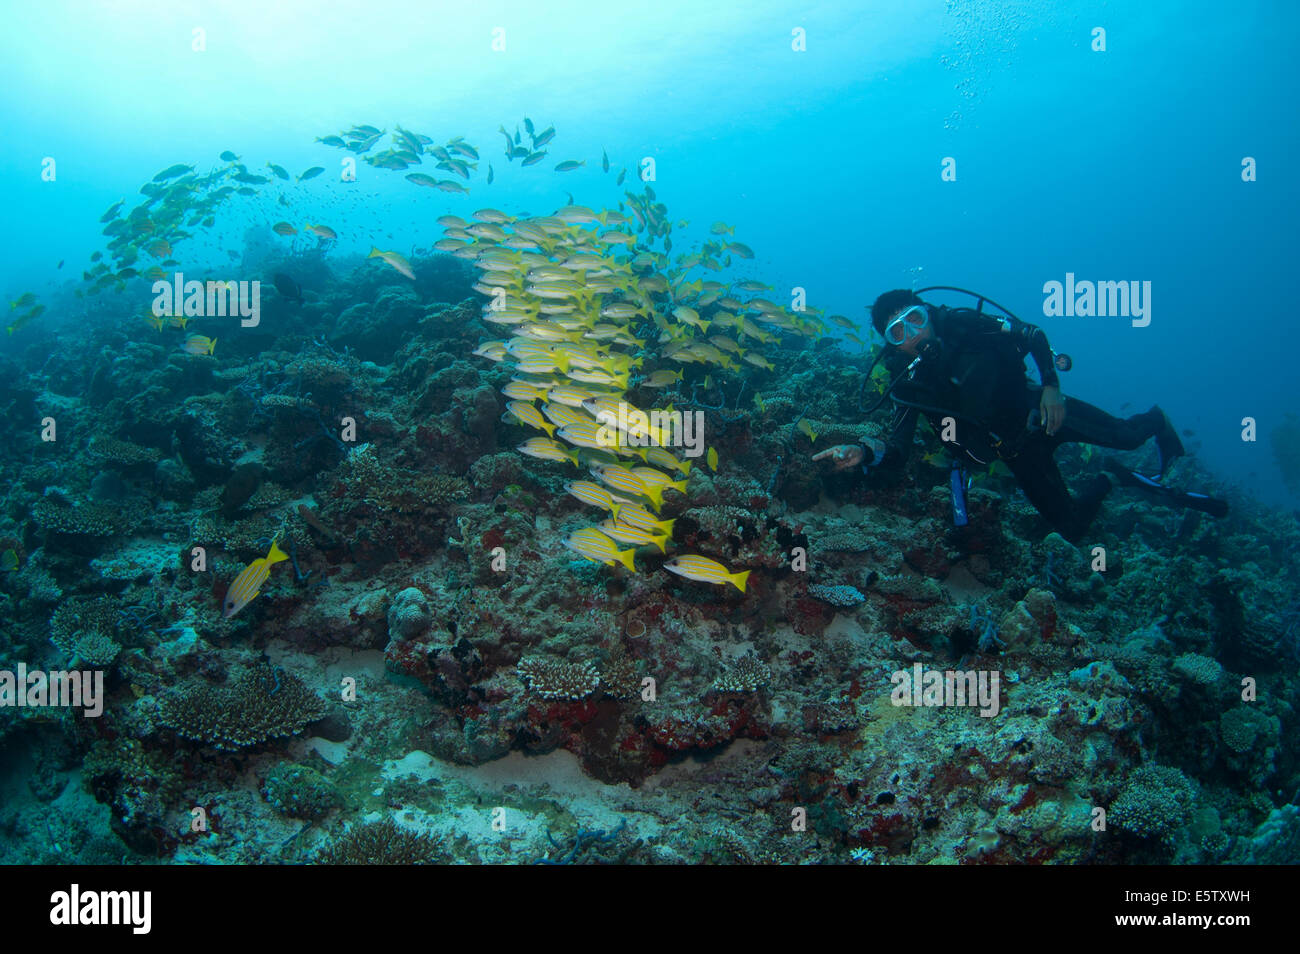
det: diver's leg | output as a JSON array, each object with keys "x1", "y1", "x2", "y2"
[
  {"x1": 1006, "y1": 442, "x2": 1112, "y2": 544},
  {"x1": 1053, "y1": 398, "x2": 1184, "y2": 474},
  {"x1": 1053, "y1": 398, "x2": 1160, "y2": 449}
]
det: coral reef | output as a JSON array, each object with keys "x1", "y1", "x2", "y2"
[{"x1": 158, "y1": 664, "x2": 329, "y2": 750}]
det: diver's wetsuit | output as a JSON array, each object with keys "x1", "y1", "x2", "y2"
[{"x1": 864, "y1": 306, "x2": 1168, "y2": 543}]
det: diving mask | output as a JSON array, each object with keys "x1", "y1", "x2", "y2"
[{"x1": 884, "y1": 303, "x2": 929, "y2": 345}]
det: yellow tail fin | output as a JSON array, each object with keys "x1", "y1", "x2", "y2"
[
  {"x1": 729, "y1": 569, "x2": 751, "y2": 593},
  {"x1": 614, "y1": 547, "x2": 637, "y2": 573}
]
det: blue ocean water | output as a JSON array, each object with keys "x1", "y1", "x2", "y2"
[
  {"x1": 3, "y1": 0, "x2": 1296, "y2": 502},
  {"x1": 0, "y1": 0, "x2": 1298, "y2": 871}
]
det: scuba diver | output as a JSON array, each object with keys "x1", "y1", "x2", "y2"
[{"x1": 814, "y1": 287, "x2": 1228, "y2": 543}]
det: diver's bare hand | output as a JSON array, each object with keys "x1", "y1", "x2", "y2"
[
  {"x1": 813, "y1": 444, "x2": 866, "y2": 471},
  {"x1": 1040, "y1": 385, "x2": 1066, "y2": 436}
]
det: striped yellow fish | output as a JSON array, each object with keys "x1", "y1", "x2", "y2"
[
  {"x1": 630, "y1": 466, "x2": 687, "y2": 495},
  {"x1": 557, "y1": 420, "x2": 620, "y2": 451},
  {"x1": 614, "y1": 503, "x2": 675, "y2": 535},
  {"x1": 517, "y1": 437, "x2": 580, "y2": 467},
  {"x1": 502, "y1": 379, "x2": 549, "y2": 401},
  {"x1": 645, "y1": 445, "x2": 691, "y2": 475},
  {"x1": 590, "y1": 463, "x2": 661, "y2": 510},
  {"x1": 564, "y1": 527, "x2": 636, "y2": 572},
  {"x1": 541, "y1": 402, "x2": 595, "y2": 430},
  {"x1": 664, "y1": 554, "x2": 750, "y2": 593},
  {"x1": 546, "y1": 384, "x2": 603, "y2": 407},
  {"x1": 222, "y1": 538, "x2": 289, "y2": 617},
  {"x1": 598, "y1": 519, "x2": 672, "y2": 554},
  {"x1": 564, "y1": 480, "x2": 623, "y2": 519},
  {"x1": 504, "y1": 401, "x2": 556, "y2": 437}
]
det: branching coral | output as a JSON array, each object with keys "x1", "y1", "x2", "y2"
[
  {"x1": 34, "y1": 497, "x2": 145, "y2": 536},
  {"x1": 317, "y1": 819, "x2": 444, "y2": 864},
  {"x1": 87, "y1": 436, "x2": 162, "y2": 466},
  {"x1": 516, "y1": 657, "x2": 601, "y2": 701},
  {"x1": 339, "y1": 445, "x2": 469, "y2": 513},
  {"x1": 808, "y1": 583, "x2": 866, "y2": 607},
  {"x1": 1110, "y1": 765, "x2": 1197, "y2": 841},
  {"x1": 711, "y1": 653, "x2": 772, "y2": 694},
  {"x1": 159, "y1": 663, "x2": 328, "y2": 750},
  {"x1": 50, "y1": 598, "x2": 126, "y2": 665}
]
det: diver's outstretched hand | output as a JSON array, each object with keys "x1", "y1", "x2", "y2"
[{"x1": 813, "y1": 444, "x2": 866, "y2": 471}]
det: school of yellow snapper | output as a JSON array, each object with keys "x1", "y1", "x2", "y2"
[{"x1": 445, "y1": 195, "x2": 833, "y2": 594}]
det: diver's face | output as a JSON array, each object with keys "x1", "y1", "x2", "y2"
[{"x1": 885, "y1": 305, "x2": 932, "y2": 356}]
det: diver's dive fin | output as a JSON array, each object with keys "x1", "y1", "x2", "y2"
[{"x1": 1106, "y1": 464, "x2": 1229, "y2": 518}]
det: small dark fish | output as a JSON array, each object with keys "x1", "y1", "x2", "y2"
[
  {"x1": 602, "y1": 149, "x2": 609, "y2": 173},
  {"x1": 616, "y1": 167, "x2": 626, "y2": 185},
  {"x1": 297, "y1": 166, "x2": 325, "y2": 181},
  {"x1": 487, "y1": 163, "x2": 494, "y2": 185},
  {"x1": 57, "y1": 260, "x2": 64, "y2": 269},
  {"x1": 1182, "y1": 429, "x2": 1195, "y2": 437},
  {"x1": 273, "y1": 272, "x2": 303, "y2": 304},
  {"x1": 220, "y1": 462, "x2": 264, "y2": 519},
  {"x1": 267, "y1": 163, "x2": 291, "y2": 181},
  {"x1": 219, "y1": 150, "x2": 240, "y2": 162}
]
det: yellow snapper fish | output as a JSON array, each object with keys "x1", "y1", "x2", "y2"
[
  {"x1": 645, "y1": 445, "x2": 691, "y2": 476},
  {"x1": 614, "y1": 503, "x2": 675, "y2": 535},
  {"x1": 664, "y1": 554, "x2": 751, "y2": 593},
  {"x1": 502, "y1": 379, "x2": 550, "y2": 401},
  {"x1": 590, "y1": 463, "x2": 662, "y2": 510},
  {"x1": 541, "y1": 402, "x2": 597, "y2": 430},
  {"x1": 473, "y1": 341, "x2": 508, "y2": 361},
  {"x1": 564, "y1": 480, "x2": 623, "y2": 519},
  {"x1": 630, "y1": 467, "x2": 688, "y2": 499},
  {"x1": 517, "y1": 437, "x2": 580, "y2": 467},
  {"x1": 706, "y1": 447, "x2": 719, "y2": 472},
  {"x1": 223, "y1": 537, "x2": 289, "y2": 617},
  {"x1": 557, "y1": 420, "x2": 620, "y2": 451},
  {"x1": 546, "y1": 383, "x2": 604, "y2": 408},
  {"x1": 504, "y1": 401, "x2": 557, "y2": 437},
  {"x1": 180, "y1": 334, "x2": 217, "y2": 355},
  {"x1": 597, "y1": 519, "x2": 672, "y2": 554},
  {"x1": 796, "y1": 420, "x2": 818, "y2": 442},
  {"x1": 564, "y1": 527, "x2": 637, "y2": 572},
  {"x1": 368, "y1": 247, "x2": 416, "y2": 280}
]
